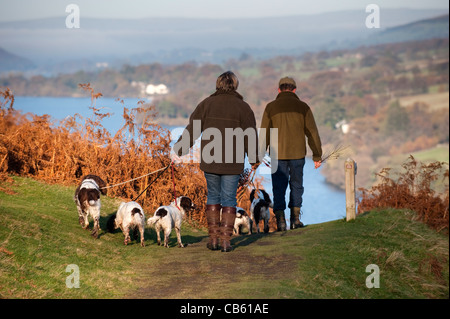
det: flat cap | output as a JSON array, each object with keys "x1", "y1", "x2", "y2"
[{"x1": 278, "y1": 76, "x2": 297, "y2": 87}]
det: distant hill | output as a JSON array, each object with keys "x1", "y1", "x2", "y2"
[
  {"x1": 0, "y1": 47, "x2": 35, "y2": 72},
  {"x1": 0, "y1": 8, "x2": 447, "y2": 74},
  {"x1": 362, "y1": 14, "x2": 449, "y2": 45}
]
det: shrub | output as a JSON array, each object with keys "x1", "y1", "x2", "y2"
[
  {"x1": 358, "y1": 155, "x2": 449, "y2": 233},
  {"x1": 1, "y1": 85, "x2": 229, "y2": 227}
]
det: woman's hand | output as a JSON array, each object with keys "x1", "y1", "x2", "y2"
[{"x1": 251, "y1": 162, "x2": 261, "y2": 171}]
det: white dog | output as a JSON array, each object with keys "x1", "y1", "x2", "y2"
[
  {"x1": 107, "y1": 201, "x2": 146, "y2": 247},
  {"x1": 249, "y1": 189, "x2": 273, "y2": 234},
  {"x1": 147, "y1": 196, "x2": 195, "y2": 248},
  {"x1": 233, "y1": 207, "x2": 253, "y2": 235}
]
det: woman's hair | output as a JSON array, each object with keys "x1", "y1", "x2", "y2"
[{"x1": 216, "y1": 71, "x2": 239, "y2": 92}]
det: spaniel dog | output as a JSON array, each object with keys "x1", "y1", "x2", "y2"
[
  {"x1": 233, "y1": 207, "x2": 253, "y2": 235},
  {"x1": 147, "y1": 196, "x2": 195, "y2": 248},
  {"x1": 74, "y1": 174, "x2": 106, "y2": 238},
  {"x1": 249, "y1": 189, "x2": 273, "y2": 234},
  {"x1": 107, "y1": 201, "x2": 146, "y2": 247}
]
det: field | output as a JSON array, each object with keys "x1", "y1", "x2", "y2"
[
  {"x1": 398, "y1": 91, "x2": 449, "y2": 111},
  {"x1": 1, "y1": 176, "x2": 448, "y2": 299},
  {"x1": 413, "y1": 144, "x2": 450, "y2": 163}
]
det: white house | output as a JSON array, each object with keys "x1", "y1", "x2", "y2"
[
  {"x1": 145, "y1": 84, "x2": 169, "y2": 95},
  {"x1": 335, "y1": 119, "x2": 350, "y2": 134}
]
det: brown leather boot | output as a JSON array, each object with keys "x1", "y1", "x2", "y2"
[
  {"x1": 274, "y1": 210, "x2": 287, "y2": 231},
  {"x1": 220, "y1": 206, "x2": 236, "y2": 252},
  {"x1": 290, "y1": 207, "x2": 304, "y2": 229},
  {"x1": 206, "y1": 204, "x2": 222, "y2": 250}
]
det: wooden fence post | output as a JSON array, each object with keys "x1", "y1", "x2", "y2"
[{"x1": 345, "y1": 158, "x2": 356, "y2": 221}]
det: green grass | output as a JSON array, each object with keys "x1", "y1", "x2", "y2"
[
  {"x1": 0, "y1": 176, "x2": 204, "y2": 298},
  {"x1": 412, "y1": 145, "x2": 449, "y2": 163},
  {"x1": 1, "y1": 176, "x2": 448, "y2": 299},
  {"x1": 0, "y1": 177, "x2": 134, "y2": 298}
]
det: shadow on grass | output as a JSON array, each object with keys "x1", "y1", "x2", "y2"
[
  {"x1": 97, "y1": 210, "x2": 118, "y2": 239},
  {"x1": 231, "y1": 232, "x2": 267, "y2": 248},
  {"x1": 98, "y1": 210, "x2": 272, "y2": 249}
]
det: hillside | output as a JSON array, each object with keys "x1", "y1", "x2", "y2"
[
  {"x1": 0, "y1": 47, "x2": 35, "y2": 72},
  {"x1": 380, "y1": 14, "x2": 449, "y2": 40},
  {"x1": 357, "y1": 14, "x2": 449, "y2": 46},
  {"x1": 0, "y1": 8, "x2": 447, "y2": 72},
  {"x1": 0, "y1": 176, "x2": 448, "y2": 300}
]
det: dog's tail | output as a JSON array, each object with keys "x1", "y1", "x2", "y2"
[
  {"x1": 131, "y1": 207, "x2": 145, "y2": 225},
  {"x1": 146, "y1": 215, "x2": 160, "y2": 228},
  {"x1": 106, "y1": 213, "x2": 117, "y2": 233},
  {"x1": 131, "y1": 207, "x2": 143, "y2": 218},
  {"x1": 147, "y1": 207, "x2": 167, "y2": 227}
]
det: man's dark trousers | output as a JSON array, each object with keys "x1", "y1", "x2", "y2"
[{"x1": 271, "y1": 158, "x2": 306, "y2": 212}]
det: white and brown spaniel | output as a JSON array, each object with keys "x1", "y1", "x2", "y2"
[
  {"x1": 74, "y1": 174, "x2": 106, "y2": 238},
  {"x1": 147, "y1": 196, "x2": 195, "y2": 248},
  {"x1": 107, "y1": 201, "x2": 146, "y2": 247},
  {"x1": 233, "y1": 207, "x2": 253, "y2": 235},
  {"x1": 249, "y1": 189, "x2": 273, "y2": 234}
]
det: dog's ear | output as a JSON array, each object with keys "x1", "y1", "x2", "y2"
[
  {"x1": 249, "y1": 189, "x2": 256, "y2": 202},
  {"x1": 261, "y1": 189, "x2": 271, "y2": 203},
  {"x1": 180, "y1": 196, "x2": 194, "y2": 211},
  {"x1": 92, "y1": 175, "x2": 107, "y2": 195},
  {"x1": 78, "y1": 188, "x2": 88, "y2": 211}
]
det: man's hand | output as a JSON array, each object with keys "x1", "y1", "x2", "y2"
[{"x1": 314, "y1": 161, "x2": 322, "y2": 169}]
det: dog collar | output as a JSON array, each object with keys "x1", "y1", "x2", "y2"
[{"x1": 81, "y1": 179, "x2": 100, "y2": 191}]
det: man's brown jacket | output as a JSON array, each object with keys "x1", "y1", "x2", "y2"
[{"x1": 260, "y1": 91, "x2": 322, "y2": 162}]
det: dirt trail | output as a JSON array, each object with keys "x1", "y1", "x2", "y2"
[{"x1": 128, "y1": 231, "x2": 302, "y2": 299}]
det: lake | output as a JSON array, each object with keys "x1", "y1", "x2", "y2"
[{"x1": 12, "y1": 96, "x2": 346, "y2": 225}]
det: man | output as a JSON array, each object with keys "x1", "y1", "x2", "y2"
[{"x1": 260, "y1": 77, "x2": 322, "y2": 230}]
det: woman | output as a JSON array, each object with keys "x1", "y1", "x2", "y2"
[{"x1": 173, "y1": 71, "x2": 258, "y2": 252}]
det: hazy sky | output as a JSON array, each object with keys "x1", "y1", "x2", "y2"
[{"x1": 0, "y1": 0, "x2": 448, "y2": 21}]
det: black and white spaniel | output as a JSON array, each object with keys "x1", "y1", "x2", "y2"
[
  {"x1": 74, "y1": 174, "x2": 107, "y2": 238},
  {"x1": 234, "y1": 207, "x2": 253, "y2": 235},
  {"x1": 107, "y1": 201, "x2": 146, "y2": 247},
  {"x1": 147, "y1": 196, "x2": 195, "y2": 248},
  {"x1": 249, "y1": 189, "x2": 273, "y2": 234}
]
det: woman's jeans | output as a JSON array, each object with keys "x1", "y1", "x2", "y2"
[
  {"x1": 204, "y1": 172, "x2": 240, "y2": 207},
  {"x1": 271, "y1": 158, "x2": 305, "y2": 211}
]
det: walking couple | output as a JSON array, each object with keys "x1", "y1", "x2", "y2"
[{"x1": 173, "y1": 71, "x2": 322, "y2": 252}]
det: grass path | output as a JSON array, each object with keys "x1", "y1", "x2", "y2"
[{"x1": 1, "y1": 176, "x2": 448, "y2": 299}]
